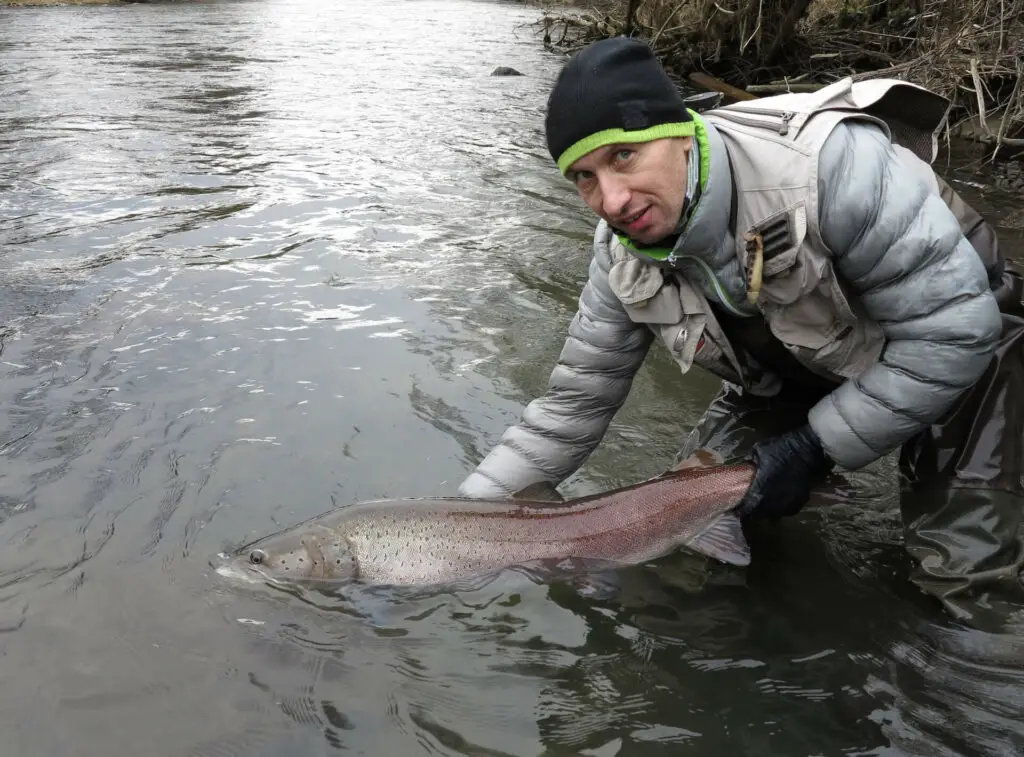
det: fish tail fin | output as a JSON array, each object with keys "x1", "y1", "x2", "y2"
[{"x1": 687, "y1": 511, "x2": 751, "y2": 567}]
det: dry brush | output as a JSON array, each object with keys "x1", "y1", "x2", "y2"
[{"x1": 536, "y1": 0, "x2": 1024, "y2": 156}]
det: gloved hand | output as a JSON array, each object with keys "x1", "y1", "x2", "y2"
[{"x1": 737, "y1": 424, "x2": 834, "y2": 519}]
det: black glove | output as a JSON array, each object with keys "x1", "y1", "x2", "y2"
[{"x1": 737, "y1": 424, "x2": 834, "y2": 519}]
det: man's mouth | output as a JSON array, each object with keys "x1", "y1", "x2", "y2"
[{"x1": 618, "y1": 206, "x2": 651, "y2": 231}]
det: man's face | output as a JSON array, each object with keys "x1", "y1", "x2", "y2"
[{"x1": 566, "y1": 136, "x2": 692, "y2": 245}]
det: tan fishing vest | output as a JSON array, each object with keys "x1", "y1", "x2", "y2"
[{"x1": 605, "y1": 77, "x2": 952, "y2": 393}]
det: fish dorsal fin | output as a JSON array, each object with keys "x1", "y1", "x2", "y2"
[{"x1": 686, "y1": 512, "x2": 751, "y2": 567}]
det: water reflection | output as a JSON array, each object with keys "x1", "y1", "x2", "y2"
[{"x1": 874, "y1": 621, "x2": 1024, "y2": 756}]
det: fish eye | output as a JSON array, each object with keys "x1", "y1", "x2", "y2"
[{"x1": 249, "y1": 549, "x2": 267, "y2": 565}]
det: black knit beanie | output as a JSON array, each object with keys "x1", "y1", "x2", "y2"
[{"x1": 545, "y1": 36, "x2": 695, "y2": 176}]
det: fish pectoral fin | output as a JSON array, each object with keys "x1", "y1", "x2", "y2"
[
  {"x1": 685, "y1": 512, "x2": 751, "y2": 567},
  {"x1": 568, "y1": 571, "x2": 621, "y2": 601}
]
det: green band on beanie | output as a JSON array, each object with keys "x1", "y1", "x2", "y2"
[
  {"x1": 612, "y1": 111, "x2": 713, "y2": 253},
  {"x1": 557, "y1": 121, "x2": 697, "y2": 176}
]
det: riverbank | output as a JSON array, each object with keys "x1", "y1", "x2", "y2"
[
  {"x1": 0, "y1": 0, "x2": 186, "y2": 5},
  {"x1": 536, "y1": 0, "x2": 1024, "y2": 159},
  {"x1": 1, "y1": 0, "x2": 120, "y2": 4}
]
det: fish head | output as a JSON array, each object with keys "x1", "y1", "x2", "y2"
[{"x1": 215, "y1": 524, "x2": 359, "y2": 585}]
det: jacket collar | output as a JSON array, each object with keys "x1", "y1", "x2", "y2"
[{"x1": 668, "y1": 117, "x2": 732, "y2": 269}]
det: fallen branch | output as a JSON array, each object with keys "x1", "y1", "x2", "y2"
[
  {"x1": 688, "y1": 71, "x2": 758, "y2": 101},
  {"x1": 745, "y1": 82, "x2": 826, "y2": 94}
]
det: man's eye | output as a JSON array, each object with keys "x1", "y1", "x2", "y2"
[{"x1": 616, "y1": 149, "x2": 634, "y2": 161}]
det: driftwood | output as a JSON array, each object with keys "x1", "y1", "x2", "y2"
[{"x1": 688, "y1": 72, "x2": 757, "y2": 101}]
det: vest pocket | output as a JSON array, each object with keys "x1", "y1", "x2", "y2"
[
  {"x1": 762, "y1": 265, "x2": 884, "y2": 379},
  {"x1": 807, "y1": 330, "x2": 884, "y2": 379},
  {"x1": 742, "y1": 205, "x2": 807, "y2": 304},
  {"x1": 762, "y1": 254, "x2": 859, "y2": 342},
  {"x1": 762, "y1": 293, "x2": 841, "y2": 351},
  {"x1": 613, "y1": 278, "x2": 712, "y2": 373},
  {"x1": 620, "y1": 285, "x2": 685, "y2": 325}
]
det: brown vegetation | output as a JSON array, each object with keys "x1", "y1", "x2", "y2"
[
  {"x1": 0, "y1": 0, "x2": 120, "y2": 4},
  {"x1": 537, "y1": 0, "x2": 1024, "y2": 157}
]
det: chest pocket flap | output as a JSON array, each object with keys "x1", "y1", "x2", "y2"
[
  {"x1": 746, "y1": 204, "x2": 863, "y2": 352},
  {"x1": 743, "y1": 203, "x2": 811, "y2": 306},
  {"x1": 608, "y1": 255, "x2": 684, "y2": 325}
]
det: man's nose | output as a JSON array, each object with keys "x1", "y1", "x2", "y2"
[{"x1": 600, "y1": 174, "x2": 631, "y2": 218}]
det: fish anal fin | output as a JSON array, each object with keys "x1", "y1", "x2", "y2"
[{"x1": 685, "y1": 512, "x2": 751, "y2": 567}]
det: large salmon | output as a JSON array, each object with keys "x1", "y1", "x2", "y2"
[{"x1": 214, "y1": 462, "x2": 756, "y2": 588}]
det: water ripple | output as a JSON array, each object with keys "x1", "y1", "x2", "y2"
[{"x1": 2, "y1": 1, "x2": 1023, "y2": 756}]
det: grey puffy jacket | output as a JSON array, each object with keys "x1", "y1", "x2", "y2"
[{"x1": 458, "y1": 121, "x2": 1003, "y2": 498}]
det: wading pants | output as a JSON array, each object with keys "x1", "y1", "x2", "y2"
[{"x1": 672, "y1": 313, "x2": 1024, "y2": 633}]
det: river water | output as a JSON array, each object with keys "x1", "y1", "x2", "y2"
[{"x1": 2, "y1": 1, "x2": 1023, "y2": 755}]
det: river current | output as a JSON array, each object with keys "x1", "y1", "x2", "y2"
[{"x1": 1, "y1": 1, "x2": 1023, "y2": 755}]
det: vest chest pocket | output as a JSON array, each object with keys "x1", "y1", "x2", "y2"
[
  {"x1": 608, "y1": 255, "x2": 687, "y2": 325},
  {"x1": 608, "y1": 265, "x2": 712, "y2": 372},
  {"x1": 743, "y1": 204, "x2": 809, "y2": 306},
  {"x1": 621, "y1": 286, "x2": 685, "y2": 325},
  {"x1": 744, "y1": 204, "x2": 849, "y2": 350},
  {"x1": 762, "y1": 288, "x2": 846, "y2": 351},
  {"x1": 763, "y1": 263, "x2": 884, "y2": 378},
  {"x1": 621, "y1": 285, "x2": 711, "y2": 373},
  {"x1": 740, "y1": 201, "x2": 886, "y2": 374}
]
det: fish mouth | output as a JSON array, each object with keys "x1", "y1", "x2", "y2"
[
  {"x1": 212, "y1": 553, "x2": 286, "y2": 586},
  {"x1": 213, "y1": 556, "x2": 260, "y2": 584}
]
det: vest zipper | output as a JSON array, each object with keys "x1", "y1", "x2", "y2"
[
  {"x1": 666, "y1": 252, "x2": 754, "y2": 318},
  {"x1": 710, "y1": 108, "x2": 797, "y2": 136}
]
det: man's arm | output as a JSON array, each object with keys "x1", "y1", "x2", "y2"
[
  {"x1": 458, "y1": 233, "x2": 654, "y2": 498},
  {"x1": 808, "y1": 120, "x2": 1003, "y2": 470}
]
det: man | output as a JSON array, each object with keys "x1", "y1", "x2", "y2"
[{"x1": 459, "y1": 37, "x2": 1024, "y2": 630}]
